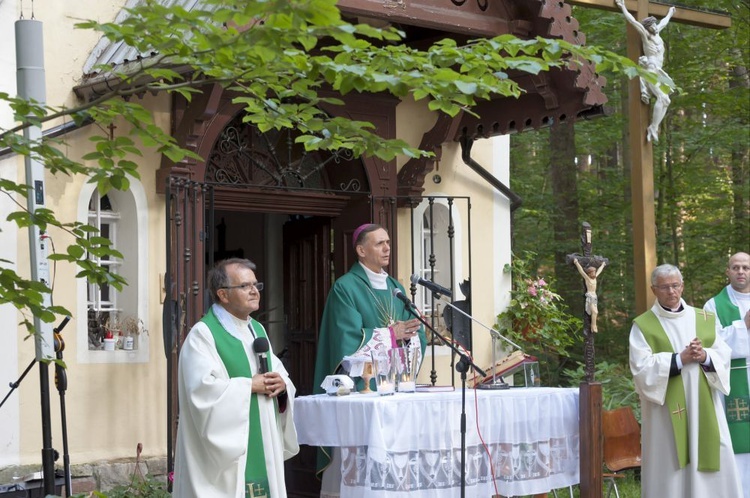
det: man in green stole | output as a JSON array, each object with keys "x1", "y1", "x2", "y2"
[
  {"x1": 314, "y1": 224, "x2": 427, "y2": 497},
  {"x1": 630, "y1": 264, "x2": 742, "y2": 498},
  {"x1": 174, "y1": 259, "x2": 299, "y2": 498},
  {"x1": 703, "y1": 252, "x2": 750, "y2": 498}
]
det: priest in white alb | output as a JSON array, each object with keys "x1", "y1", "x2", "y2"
[
  {"x1": 703, "y1": 252, "x2": 750, "y2": 498},
  {"x1": 174, "y1": 258, "x2": 299, "y2": 498},
  {"x1": 630, "y1": 264, "x2": 742, "y2": 498}
]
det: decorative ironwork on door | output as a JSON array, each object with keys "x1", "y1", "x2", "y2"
[{"x1": 205, "y1": 114, "x2": 356, "y2": 189}]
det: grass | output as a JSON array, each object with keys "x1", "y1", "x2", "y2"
[{"x1": 545, "y1": 473, "x2": 641, "y2": 498}]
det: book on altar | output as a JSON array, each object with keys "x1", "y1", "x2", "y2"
[{"x1": 472, "y1": 350, "x2": 539, "y2": 387}]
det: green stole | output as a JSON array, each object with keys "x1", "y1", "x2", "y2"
[
  {"x1": 713, "y1": 288, "x2": 750, "y2": 453},
  {"x1": 634, "y1": 308, "x2": 720, "y2": 471},
  {"x1": 202, "y1": 308, "x2": 273, "y2": 498}
]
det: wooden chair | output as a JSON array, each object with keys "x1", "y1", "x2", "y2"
[{"x1": 602, "y1": 406, "x2": 642, "y2": 498}]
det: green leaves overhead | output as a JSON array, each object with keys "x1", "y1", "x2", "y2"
[{"x1": 1, "y1": 0, "x2": 657, "y2": 332}]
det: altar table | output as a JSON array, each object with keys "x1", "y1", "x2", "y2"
[{"x1": 294, "y1": 387, "x2": 580, "y2": 497}]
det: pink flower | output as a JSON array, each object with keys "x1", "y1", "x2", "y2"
[
  {"x1": 168, "y1": 471, "x2": 174, "y2": 483},
  {"x1": 527, "y1": 286, "x2": 538, "y2": 296},
  {"x1": 538, "y1": 278, "x2": 547, "y2": 287}
]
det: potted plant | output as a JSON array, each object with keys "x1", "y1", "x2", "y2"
[
  {"x1": 104, "y1": 313, "x2": 147, "y2": 350},
  {"x1": 120, "y1": 315, "x2": 147, "y2": 350},
  {"x1": 495, "y1": 251, "x2": 582, "y2": 385}
]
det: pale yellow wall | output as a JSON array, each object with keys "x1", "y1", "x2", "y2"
[
  {"x1": 6, "y1": 0, "x2": 169, "y2": 467},
  {"x1": 15, "y1": 103, "x2": 170, "y2": 466},
  {"x1": 3, "y1": 0, "x2": 515, "y2": 470}
]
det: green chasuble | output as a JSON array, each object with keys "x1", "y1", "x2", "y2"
[
  {"x1": 634, "y1": 308, "x2": 720, "y2": 471},
  {"x1": 202, "y1": 308, "x2": 274, "y2": 498},
  {"x1": 713, "y1": 287, "x2": 750, "y2": 453},
  {"x1": 313, "y1": 263, "x2": 427, "y2": 394},
  {"x1": 312, "y1": 263, "x2": 428, "y2": 476}
]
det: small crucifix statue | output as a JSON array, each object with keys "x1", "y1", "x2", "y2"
[{"x1": 566, "y1": 222, "x2": 609, "y2": 382}]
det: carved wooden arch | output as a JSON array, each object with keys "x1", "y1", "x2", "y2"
[{"x1": 156, "y1": 84, "x2": 401, "y2": 203}]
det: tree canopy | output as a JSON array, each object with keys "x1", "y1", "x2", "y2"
[
  {"x1": 509, "y1": 0, "x2": 749, "y2": 370},
  {"x1": 1, "y1": 0, "x2": 655, "y2": 333}
]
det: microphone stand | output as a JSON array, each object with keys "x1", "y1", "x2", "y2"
[
  {"x1": 0, "y1": 359, "x2": 37, "y2": 410},
  {"x1": 401, "y1": 298, "x2": 485, "y2": 498},
  {"x1": 439, "y1": 298, "x2": 522, "y2": 390},
  {"x1": 0, "y1": 317, "x2": 71, "y2": 497},
  {"x1": 53, "y1": 317, "x2": 72, "y2": 497}
]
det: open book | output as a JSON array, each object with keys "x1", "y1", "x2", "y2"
[{"x1": 472, "y1": 350, "x2": 538, "y2": 387}]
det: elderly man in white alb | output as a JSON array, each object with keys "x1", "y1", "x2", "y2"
[
  {"x1": 174, "y1": 258, "x2": 299, "y2": 498},
  {"x1": 630, "y1": 264, "x2": 742, "y2": 498},
  {"x1": 704, "y1": 252, "x2": 750, "y2": 498}
]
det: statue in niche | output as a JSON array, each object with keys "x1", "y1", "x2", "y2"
[{"x1": 615, "y1": 0, "x2": 676, "y2": 143}]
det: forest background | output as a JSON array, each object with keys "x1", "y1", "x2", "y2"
[{"x1": 510, "y1": 0, "x2": 749, "y2": 388}]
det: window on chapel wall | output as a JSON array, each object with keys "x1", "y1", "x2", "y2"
[
  {"x1": 86, "y1": 190, "x2": 140, "y2": 351},
  {"x1": 417, "y1": 204, "x2": 452, "y2": 314}
]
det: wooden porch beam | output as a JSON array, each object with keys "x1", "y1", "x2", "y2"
[
  {"x1": 336, "y1": 0, "x2": 511, "y2": 37},
  {"x1": 566, "y1": 0, "x2": 731, "y2": 29}
]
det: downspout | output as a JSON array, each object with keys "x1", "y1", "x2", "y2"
[{"x1": 459, "y1": 134, "x2": 522, "y2": 212}]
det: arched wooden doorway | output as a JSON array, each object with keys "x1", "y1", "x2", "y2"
[{"x1": 160, "y1": 86, "x2": 403, "y2": 489}]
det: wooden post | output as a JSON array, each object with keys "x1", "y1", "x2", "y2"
[
  {"x1": 580, "y1": 382, "x2": 603, "y2": 498},
  {"x1": 627, "y1": 0, "x2": 657, "y2": 314},
  {"x1": 568, "y1": 223, "x2": 608, "y2": 498}
]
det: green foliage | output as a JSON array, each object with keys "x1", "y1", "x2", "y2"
[
  {"x1": 102, "y1": 476, "x2": 171, "y2": 498},
  {"x1": 511, "y1": 0, "x2": 749, "y2": 373},
  {"x1": 0, "y1": 0, "x2": 675, "y2": 335},
  {"x1": 71, "y1": 474, "x2": 170, "y2": 498},
  {"x1": 564, "y1": 360, "x2": 640, "y2": 422},
  {"x1": 496, "y1": 251, "x2": 582, "y2": 385}
]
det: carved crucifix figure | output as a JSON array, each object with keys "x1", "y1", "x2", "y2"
[
  {"x1": 566, "y1": 222, "x2": 609, "y2": 382},
  {"x1": 615, "y1": 0, "x2": 676, "y2": 143},
  {"x1": 573, "y1": 259, "x2": 606, "y2": 333}
]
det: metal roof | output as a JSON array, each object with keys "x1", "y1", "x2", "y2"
[{"x1": 81, "y1": 0, "x2": 207, "y2": 77}]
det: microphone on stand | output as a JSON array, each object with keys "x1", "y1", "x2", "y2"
[
  {"x1": 392, "y1": 288, "x2": 418, "y2": 311},
  {"x1": 410, "y1": 274, "x2": 452, "y2": 298},
  {"x1": 393, "y1": 289, "x2": 420, "y2": 345},
  {"x1": 253, "y1": 337, "x2": 270, "y2": 374}
]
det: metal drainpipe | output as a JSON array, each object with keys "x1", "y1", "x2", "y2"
[{"x1": 459, "y1": 133, "x2": 522, "y2": 212}]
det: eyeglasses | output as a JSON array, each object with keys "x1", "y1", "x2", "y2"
[
  {"x1": 653, "y1": 283, "x2": 682, "y2": 291},
  {"x1": 220, "y1": 282, "x2": 264, "y2": 292}
]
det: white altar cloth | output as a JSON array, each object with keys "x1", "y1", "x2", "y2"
[{"x1": 294, "y1": 387, "x2": 580, "y2": 497}]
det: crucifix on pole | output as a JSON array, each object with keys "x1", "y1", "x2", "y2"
[
  {"x1": 566, "y1": 0, "x2": 731, "y2": 315},
  {"x1": 567, "y1": 222, "x2": 609, "y2": 382}
]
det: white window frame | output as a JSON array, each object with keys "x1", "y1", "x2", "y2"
[
  {"x1": 411, "y1": 197, "x2": 465, "y2": 314},
  {"x1": 77, "y1": 179, "x2": 149, "y2": 364},
  {"x1": 87, "y1": 192, "x2": 121, "y2": 330}
]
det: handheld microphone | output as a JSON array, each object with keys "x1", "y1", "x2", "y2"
[
  {"x1": 392, "y1": 288, "x2": 417, "y2": 311},
  {"x1": 410, "y1": 274, "x2": 452, "y2": 298},
  {"x1": 253, "y1": 337, "x2": 270, "y2": 374}
]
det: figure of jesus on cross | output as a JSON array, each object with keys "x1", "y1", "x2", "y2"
[{"x1": 615, "y1": 0, "x2": 675, "y2": 143}]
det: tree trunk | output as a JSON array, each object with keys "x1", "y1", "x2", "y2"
[
  {"x1": 729, "y1": 59, "x2": 750, "y2": 253},
  {"x1": 549, "y1": 120, "x2": 581, "y2": 315}
]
